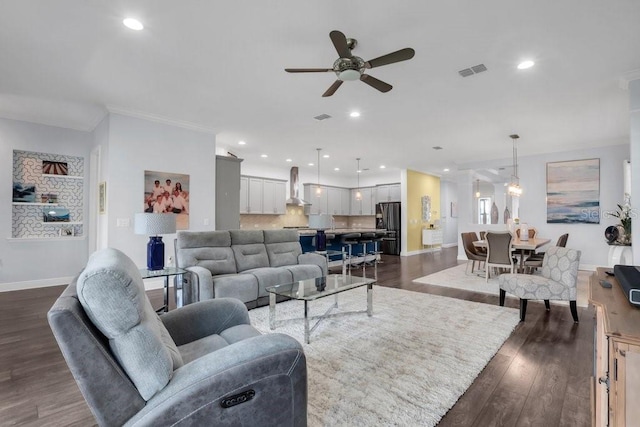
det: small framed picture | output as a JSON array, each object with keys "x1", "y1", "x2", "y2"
[
  {"x1": 42, "y1": 160, "x2": 69, "y2": 175},
  {"x1": 450, "y1": 202, "x2": 458, "y2": 218},
  {"x1": 99, "y1": 182, "x2": 106, "y2": 214}
]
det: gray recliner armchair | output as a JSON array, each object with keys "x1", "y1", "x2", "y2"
[{"x1": 47, "y1": 248, "x2": 307, "y2": 426}]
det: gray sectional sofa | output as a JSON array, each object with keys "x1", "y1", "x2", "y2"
[{"x1": 176, "y1": 229, "x2": 328, "y2": 309}]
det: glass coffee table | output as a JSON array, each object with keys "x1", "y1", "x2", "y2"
[{"x1": 266, "y1": 274, "x2": 376, "y2": 344}]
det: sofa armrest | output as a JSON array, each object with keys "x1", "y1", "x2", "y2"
[
  {"x1": 124, "y1": 334, "x2": 307, "y2": 427},
  {"x1": 184, "y1": 266, "x2": 214, "y2": 300},
  {"x1": 160, "y1": 298, "x2": 251, "y2": 346},
  {"x1": 298, "y1": 252, "x2": 328, "y2": 276}
]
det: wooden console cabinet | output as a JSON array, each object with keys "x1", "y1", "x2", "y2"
[{"x1": 590, "y1": 267, "x2": 640, "y2": 426}]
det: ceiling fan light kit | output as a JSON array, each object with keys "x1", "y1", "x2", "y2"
[{"x1": 285, "y1": 30, "x2": 415, "y2": 97}]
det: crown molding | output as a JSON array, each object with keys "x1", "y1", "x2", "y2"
[
  {"x1": 619, "y1": 69, "x2": 640, "y2": 90},
  {"x1": 106, "y1": 105, "x2": 217, "y2": 134}
]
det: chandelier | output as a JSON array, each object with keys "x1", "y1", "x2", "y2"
[{"x1": 508, "y1": 134, "x2": 522, "y2": 197}]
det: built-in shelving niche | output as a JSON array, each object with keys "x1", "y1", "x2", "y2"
[{"x1": 12, "y1": 150, "x2": 84, "y2": 239}]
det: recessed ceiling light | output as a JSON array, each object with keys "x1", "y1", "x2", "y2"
[
  {"x1": 380, "y1": 165, "x2": 386, "y2": 169},
  {"x1": 517, "y1": 60, "x2": 535, "y2": 70},
  {"x1": 443, "y1": 168, "x2": 450, "y2": 172},
  {"x1": 308, "y1": 162, "x2": 314, "y2": 166},
  {"x1": 334, "y1": 167, "x2": 340, "y2": 171},
  {"x1": 260, "y1": 154, "x2": 268, "y2": 158},
  {"x1": 285, "y1": 158, "x2": 292, "y2": 162},
  {"x1": 238, "y1": 140, "x2": 246, "y2": 145},
  {"x1": 123, "y1": 18, "x2": 144, "y2": 31},
  {"x1": 350, "y1": 111, "x2": 360, "y2": 118},
  {"x1": 323, "y1": 154, "x2": 330, "y2": 158}
]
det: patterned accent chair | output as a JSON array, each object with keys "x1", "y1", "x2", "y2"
[{"x1": 498, "y1": 246, "x2": 581, "y2": 322}]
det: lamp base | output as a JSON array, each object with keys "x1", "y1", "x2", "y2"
[
  {"x1": 315, "y1": 229, "x2": 326, "y2": 251},
  {"x1": 147, "y1": 236, "x2": 165, "y2": 270}
]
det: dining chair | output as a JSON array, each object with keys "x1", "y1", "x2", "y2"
[
  {"x1": 515, "y1": 227, "x2": 537, "y2": 239},
  {"x1": 461, "y1": 232, "x2": 486, "y2": 275},
  {"x1": 485, "y1": 231, "x2": 515, "y2": 282},
  {"x1": 499, "y1": 246, "x2": 581, "y2": 322}
]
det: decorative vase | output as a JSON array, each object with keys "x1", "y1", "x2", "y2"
[
  {"x1": 503, "y1": 207, "x2": 511, "y2": 224},
  {"x1": 491, "y1": 202, "x2": 499, "y2": 224}
]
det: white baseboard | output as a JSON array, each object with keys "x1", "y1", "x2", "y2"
[{"x1": 456, "y1": 256, "x2": 599, "y2": 272}]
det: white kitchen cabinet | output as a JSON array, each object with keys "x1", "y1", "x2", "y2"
[
  {"x1": 327, "y1": 187, "x2": 349, "y2": 215},
  {"x1": 376, "y1": 183, "x2": 401, "y2": 203},
  {"x1": 240, "y1": 176, "x2": 286, "y2": 214},
  {"x1": 262, "y1": 179, "x2": 286, "y2": 214},
  {"x1": 248, "y1": 178, "x2": 263, "y2": 214},
  {"x1": 304, "y1": 184, "x2": 328, "y2": 215},
  {"x1": 350, "y1": 187, "x2": 373, "y2": 215}
]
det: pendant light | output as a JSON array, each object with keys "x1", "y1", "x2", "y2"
[
  {"x1": 355, "y1": 158, "x2": 362, "y2": 201},
  {"x1": 315, "y1": 148, "x2": 322, "y2": 197},
  {"x1": 507, "y1": 134, "x2": 523, "y2": 197},
  {"x1": 475, "y1": 179, "x2": 480, "y2": 198}
]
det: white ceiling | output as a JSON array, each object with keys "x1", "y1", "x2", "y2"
[{"x1": 1, "y1": 1, "x2": 639, "y2": 179}]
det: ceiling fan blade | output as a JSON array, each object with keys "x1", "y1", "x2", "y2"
[
  {"x1": 285, "y1": 68, "x2": 333, "y2": 73},
  {"x1": 360, "y1": 74, "x2": 392, "y2": 93},
  {"x1": 329, "y1": 30, "x2": 352, "y2": 58},
  {"x1": 322, "y1": 80, "x2": 343, "y2": 97},
  {"x1": 365, "y1": 48, "x2": 415, "y2": 69}
]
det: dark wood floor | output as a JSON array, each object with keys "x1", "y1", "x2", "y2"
[{"x1": 0, "y1": 247, "x2": 593, "y2": 426}]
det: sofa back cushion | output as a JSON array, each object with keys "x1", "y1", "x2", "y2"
[
  {"x1": 176, "y1": 231, "x2": 237, "y2": 275},
  {"x1": 76, "y1": 248, "x2": 183, "y2": 401},
  {"x1": 230, "y1": 230, "x2": 270, "y2": 272},
  {"x1": 264, "y1": 229, "x2": 302, "y2": 267}
]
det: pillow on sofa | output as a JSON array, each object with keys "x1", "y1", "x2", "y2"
[{"x1": 76, "y1": 248, "x2": 183, "y2": 401}]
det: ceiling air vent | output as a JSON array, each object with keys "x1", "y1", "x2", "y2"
[
  {"x1": 432, "y1": 146, "x2": 443, "y2": 150},
  {"x1": 314, "y1": 114, "x2": 332, "y2": 121},
  {"x1": 459, "y1": 63, "x2": 487, "y2": 77}
]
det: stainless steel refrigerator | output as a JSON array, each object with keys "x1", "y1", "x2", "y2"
[{"x1": 376, "y1": 202, "x2": 401, "y2": 255}]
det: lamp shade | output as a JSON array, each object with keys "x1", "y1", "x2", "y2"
[
  {"x1": 308, "y1": 214, "x2": 333, "y2": 230},
  {"x1": 134, "y1": 213, "x2": 176, "y2": 236}
]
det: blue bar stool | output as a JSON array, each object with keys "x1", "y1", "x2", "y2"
[{"x1": 340, "y1": 233, "x2": 361, "y2": 273}]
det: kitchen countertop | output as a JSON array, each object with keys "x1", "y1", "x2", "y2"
[{"x1": 298, "y1": 228, "x2": 385, "y2": 237}]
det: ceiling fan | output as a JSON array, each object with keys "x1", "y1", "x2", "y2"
[{"x1": 285, "y1": 30, "x2": 415, "y2": 97}]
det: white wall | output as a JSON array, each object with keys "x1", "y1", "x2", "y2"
[
  {"x1": 440, "y1": 180, "x2": 458, "y2": 246},
  {"x1": 101, "y1": 114, "x2": 216, "y2": 269},
  {"x1": 630, "y1": 78, "x2": 640, "y2": 264},
  {"x1": 0, "y1": 118, "x2": 92, "y2": 289},
  {"x1": 457, "y1": 143, "x2": 629, "y2": 269}
]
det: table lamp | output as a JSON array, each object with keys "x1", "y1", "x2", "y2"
[
  {"x1": 135, "y1": 213, "x2": 177, "y2": 270},
  {"x1": 308, "y1": 214, "x2": 333, "y2": 251}
]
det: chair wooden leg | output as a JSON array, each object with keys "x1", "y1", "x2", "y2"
[
  {"x1": 570, "y1": 301, "x2": 579, "y2": 323},
  {"x1": 544, "y1": 300, "x2": 550, "y2": 311},
  {"x1": 499, "y1": 289, "x2": 506, "y2": 306},
  {"x1": 519, "y1": 299, "x2": 528, "y2": 321}
]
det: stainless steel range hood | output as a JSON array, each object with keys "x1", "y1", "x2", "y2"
[{"x1": 285, "y1": 166, "x2": 310, "y2": 206}]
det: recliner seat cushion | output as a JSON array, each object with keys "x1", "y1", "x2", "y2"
[{"x1": 76, "y1": 248, "x2": 183, "y2": 401}]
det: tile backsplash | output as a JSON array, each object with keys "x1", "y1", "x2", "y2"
[{"x1": 239, "y1": 209, "x2": 375, "y2": 230}]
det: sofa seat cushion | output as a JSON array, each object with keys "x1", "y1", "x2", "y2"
[
  {"x1": 284, "y1": 264, "x2": 323, "y2": 282},
  {"x1": 76, "y1": 248, "x2": 183, "y2": 401},
  {"x1": 212, "y1": 274, "x2": 259, "y2": 304},
  {"x1": 243, "y1": 267, "x2": 294, "y2": 297},
  {"x1": 178, "y1": 325, "x2": 261, "y2": 364}
]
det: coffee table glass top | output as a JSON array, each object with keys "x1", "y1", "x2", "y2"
[{"x1": 266, "y1": 274, "x2": 375, "y2": 301}]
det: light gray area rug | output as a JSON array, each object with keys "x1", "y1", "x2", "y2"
[
  {"x1": 249, "y1": 286, "x2": 520, "y2": 426},
  {"x1": 412, "y1": 263, "x2": 590, "y2": 308}
]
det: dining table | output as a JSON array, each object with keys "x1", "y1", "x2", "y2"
[{"x1": 473, "y1": 237, "x2": 551, "y2": 273}]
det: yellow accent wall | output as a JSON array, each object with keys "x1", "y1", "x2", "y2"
[{"x1": 407, "y1": 170, "x2": 441, "y2": 252}]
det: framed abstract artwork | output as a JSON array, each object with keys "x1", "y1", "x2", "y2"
[{"x1": 546, "y1": 158, "x2": 600, "y2": 224}]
